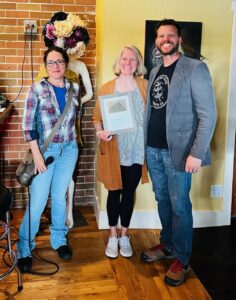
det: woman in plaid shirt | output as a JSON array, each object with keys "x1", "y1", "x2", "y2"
[{"x1": 17, "y1": 47, "x2": 80, "y2": 273}]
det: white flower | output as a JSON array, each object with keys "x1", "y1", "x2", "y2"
[
  {"x1": 54, "y1": 20, "x2": 73, "y2": 38},
  {"x1": 67, "y1": 13, "x2": 85, "y2": 28},
  {"x1": 67, "y1": 41, "x2": 85, "y2": 57},
  {"x1": 55, "y1": 37, "x2": 65, "y2": 48}
]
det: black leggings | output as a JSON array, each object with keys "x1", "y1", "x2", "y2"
[{"x1": 107, "y1": 164, "x2": 142, "y2": 228}]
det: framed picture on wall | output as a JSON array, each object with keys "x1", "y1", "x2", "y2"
[{"x1": 144, "y1": 20, "x2": 202, "y2": 79}]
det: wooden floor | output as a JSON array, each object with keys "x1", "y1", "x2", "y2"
[{"x1": 0, "y1": 207, "x2": 211, "y2": 300}]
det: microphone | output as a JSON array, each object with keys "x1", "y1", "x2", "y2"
[
  {"x1": 35, "y1": 156, "x2": 54, "y2": 176},
  {"x1": 33, "y1": 156, "x2": 54, "y2": 181},
  {"x1": 22, "y1": 156, "x2": 54, "y2": 187},
  {"x1": 45, "y1": 156, "x2": 54, "y2": 166}
]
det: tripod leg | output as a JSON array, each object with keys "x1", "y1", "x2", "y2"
[{"x1": 6, "y1": 211, "x2": 23, "y2": 291}]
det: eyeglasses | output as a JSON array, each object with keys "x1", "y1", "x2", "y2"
[{"x1": 46, "y1": 60, "x2": 65, "y2": 67}]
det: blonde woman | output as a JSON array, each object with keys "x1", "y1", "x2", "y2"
[{"x1": 93, "y1": 45, "x2": 149, "y2": 258}]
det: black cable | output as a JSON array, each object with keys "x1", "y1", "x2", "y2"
[
  {"x1": 1, "y1": 196, "x2": 59, "y2": 275},
  {"x1": 7, "y1": 26, "x2": 35, "y2": 104},
  {"x1": 8, "y1": 34, "x2": 27, "y2": 103},
  {"x1": 2, "y1": 223, "x2": 20, "y2": 268},
  {"x1": 30, "y1": 28, "x2": 34, "y2": 84},
  {"x1": 27, "y1": 187, "x2": 59, "y2": 276},
  {"x1": 2, "y1": 236, "x2": 18, "y2": 268}
]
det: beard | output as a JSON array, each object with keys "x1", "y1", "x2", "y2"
[{"x1": 157, "y1": 42, "x2": 179, "y2": 56}]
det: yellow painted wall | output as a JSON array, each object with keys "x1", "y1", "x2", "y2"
[{"x1": 96, "y1": 0, "x2": 233, "y2": 211}]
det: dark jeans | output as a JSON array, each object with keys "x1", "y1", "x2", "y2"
[
  {"x1": 147, "y1": 146, "x2": 193, "y2": 265},
  {"x1": 107, "y1": 164, "x2": 142, "y2": 228}
]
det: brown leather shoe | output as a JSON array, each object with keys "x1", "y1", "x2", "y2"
[
  {"x1": 141, "y1": 243, "x2": 174, "y2": 262},
  {"x1": 164, "y1": 259, "x2": 190, "y2": 287}
]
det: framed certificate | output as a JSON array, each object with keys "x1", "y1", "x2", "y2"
[{"x1": 99, "y1": 93, "x2": 136, "y2": 134}]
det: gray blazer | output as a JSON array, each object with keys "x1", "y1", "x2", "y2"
[{"x1": 145, "y1": 54, "x2": 217, "y2": 171}]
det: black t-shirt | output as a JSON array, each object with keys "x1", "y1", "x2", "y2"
[{"x1": 147, "y1": 60, "x2": 178, "y2": 149}]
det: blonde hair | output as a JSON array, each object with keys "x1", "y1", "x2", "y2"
[{"x1": 113, "y1": 45, "x2": 147, "y2": 76}]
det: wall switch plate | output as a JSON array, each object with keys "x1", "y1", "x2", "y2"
[
  {"x1": 210, "y1": 185, "x2": 223, "y2": 198},
  {"x1": 24, "y1": 20, "x2": 37, "y2": 35}
]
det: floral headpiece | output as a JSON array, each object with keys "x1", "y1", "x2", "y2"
[{"x1": 42, "y1": 11, "x2": 90, "y2": 56}]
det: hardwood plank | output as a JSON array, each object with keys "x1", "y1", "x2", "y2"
[
  {"x1": 102, "y1": 230, "x2": 211, "y2": 300},
  {"x1": 0, "y1": 207, "x2": 212, "y2": 299}
]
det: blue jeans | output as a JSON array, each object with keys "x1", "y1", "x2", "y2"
[
  {"x1": 147, "y1": 146, "x2": 192, "y2": 265},
  {"x1": 17, "y1": 140, "x2": 78, "y2": 259}
]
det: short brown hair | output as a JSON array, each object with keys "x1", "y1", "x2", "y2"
[
  {"x1": 43, "y1": 46, "x2": 69, "y2": 67},
  {"x1": 156, "y1": 19, "x2": 182, "y2": 37}
]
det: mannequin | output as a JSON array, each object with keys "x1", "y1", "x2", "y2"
[
  {"x1": 66, "y1": 56, "x2": 93, "y2": 228},
  {"x1": 68, "y1": 58, "x2": 93, "y2": 104}
]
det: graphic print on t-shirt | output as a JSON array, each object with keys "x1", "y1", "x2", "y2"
[{"x1": 151, "y1": 74, "x2": 169, "y2": 109}]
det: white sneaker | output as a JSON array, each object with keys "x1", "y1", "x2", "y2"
[
  {"x1": 119, "y1": 235, "x2": 133, "y2": 258},
  {"x1": 105, "y1": 236, "x2": 118, "y2": 258}
]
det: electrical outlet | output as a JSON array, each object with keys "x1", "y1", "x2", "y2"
[
  {"x1": 24, "y1": 20, "x2": 37, "y2": 35},
  {"x1": 210, "y1": 185, "x2": 223, "y2": 198}
]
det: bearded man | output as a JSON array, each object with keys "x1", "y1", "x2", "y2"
[{"x1": 141, "y1": 19, "x2": 217, "y2": 287}]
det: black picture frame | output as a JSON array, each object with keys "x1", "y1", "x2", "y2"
[{"x1": 144, "y1": 20, "x2": 202, "y2": 79}]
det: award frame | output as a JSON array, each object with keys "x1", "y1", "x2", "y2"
[{"x1": 99, "y1": 92, "x2": 136, "y2": 134}]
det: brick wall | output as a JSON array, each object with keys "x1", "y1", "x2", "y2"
[{"x1": 0, "y1": 0, "x2": 96, "y2": 207}]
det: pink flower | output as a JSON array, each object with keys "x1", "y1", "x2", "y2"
[{"x1": 46, "y1": 24, "x2": 55, "y2": 40}]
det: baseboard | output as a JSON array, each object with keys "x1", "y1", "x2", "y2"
[
  {"x1": 93, "y1": 199, "x2": 230, "y2": 229},
  {"x1": 192, "y1": 210, "x2": 231, "y2": 227}
]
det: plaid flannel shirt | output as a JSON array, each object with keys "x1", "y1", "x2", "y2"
[{"x1": 23, "y1": 78, "x2": 80, "y2": 145}]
